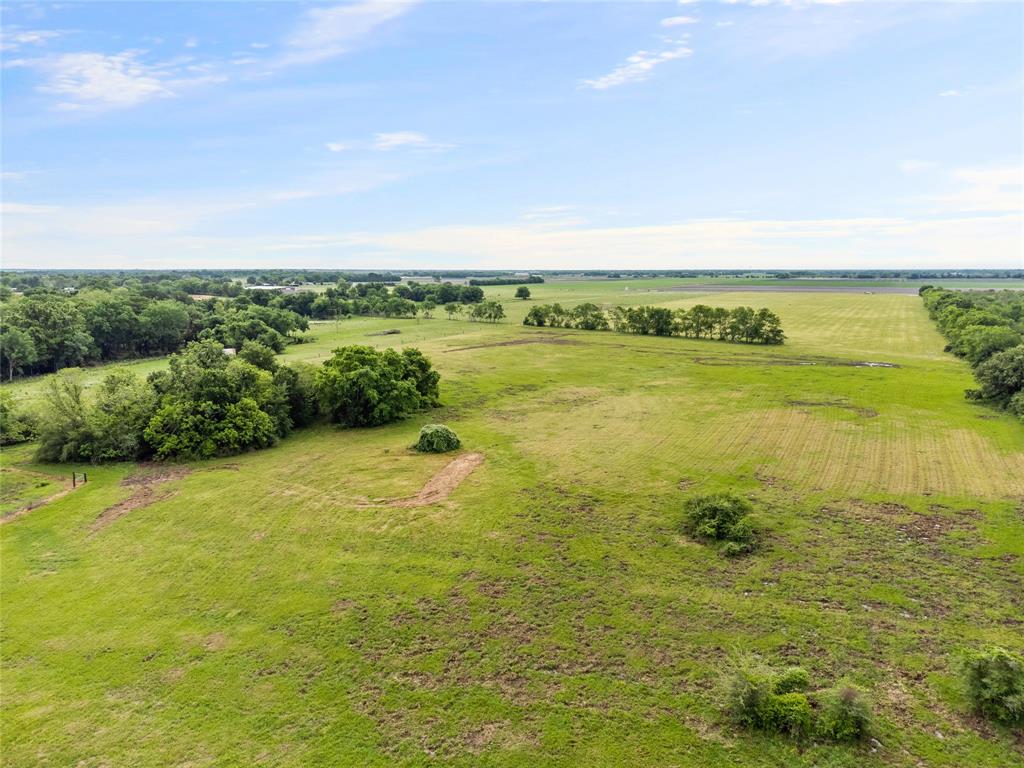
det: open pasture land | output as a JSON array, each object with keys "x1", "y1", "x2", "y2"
[{"x1": 2, "y1": 282, "x2": 1023, "y2": 767}]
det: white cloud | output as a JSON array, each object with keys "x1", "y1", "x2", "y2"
[
  {"x1": 582, "y1": 44, "x2": 693, "y2": 90},
  {"x1": 0, "y1": 28, "x2": 64, "y2": 52},
  {"x1": 933, "y1": 165, "x2": 1023, "y2": 214},
  {"x1": 661, "y1": 15, "x2": 698, "y2": 27},
  {"x1": 716, "y1": 20, "x2": 735, "y2": 27},
  {"x1": 18, "y1": 50, "x2": 228, "y2": 111},
  {"x1": 277, "y1": 1, "x2": 416, "y2": 67},
  {"x1": 250, "y1": 42, "x2": 269, "y2": 49},
  {"x1": 372, "y1": 131, "x2": 452, "y2": 151},
  {"x1": 185, "y1": 36, "x2": 199, "y2": 48},
  {"x1": 36, "y1": 51, "x2": 174, "y2": 109},
  {"x1": 939, "y1": 89, "x2": 961, "y2": 97},
  {"x1": 323, "y1": 132, "x2": 454, "y2": 152}
]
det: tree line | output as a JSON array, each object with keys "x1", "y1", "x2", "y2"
[
  {"x1": 22, "y1": 341, "x2": 441, "y2": 462},
  {"x1": 921, "y1": 287, "x2": 1024, "y2": 420},
  {"x1": 0, "y1": 290, "x2": 309, "y2": 380},
  {"x1": 468, "y1": 276, "x2": 544, "y2": 286},
  {"x1": 523, "y1": 303, "x2": 785, "y2": 344},
  {"x1": 0, "y1": 281, "x2": 495, "y2": 381}
]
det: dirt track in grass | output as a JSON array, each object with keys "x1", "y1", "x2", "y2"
[
  {"x1": 90, "y1": 464, "x2": 191, "y2": 532},
  {"x1": 387, "y1": 453, "x2": 485, "y2": 507}
]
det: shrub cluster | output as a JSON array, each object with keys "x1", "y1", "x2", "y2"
[
  {"x1": 524, "y1": 303, "x2": 784, "y2": 344},
  {"x1": 920, "y1": 287, "x2": 1024, "y2": 420},
  {"x1": 958, "y1": 646, "x2": 1024, "y2": 726},
  {"x1": 680, "y1": 493, "x2": 757, "y2": 556},
  {"x1": 413, "y1": 424, "x2": 461, "y2": 453},
  {"x1": 30, "y1": 342, "x2": 441, "y2": 462},
  {"x1": 723, "y1": 657, "x2": 874, "y2": 743}
]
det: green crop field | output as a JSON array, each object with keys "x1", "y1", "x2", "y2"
[{"x1": 2, "y1": 281, "x2": 1022, "y2": 767}]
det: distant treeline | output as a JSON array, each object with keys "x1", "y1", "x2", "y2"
[
  {"x1": 0, "y1": 280, "x2": 496, "y2": 380},
  {"x1": 468, "y1": 276, "x2": 545, "y2": 286},
  {"x1": 523, "y1": 303, "x2": 784, "y2": 344},
  {"x1": 921, "y1": 287, "x2": 1024, "y2": 421},
  {"x1": 11, "y1": 341, "x2": 443, "y2": 462}
]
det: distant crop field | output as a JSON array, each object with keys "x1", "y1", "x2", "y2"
[{"x1": 2, "y1": 281, "x2": 1022, "y2": 767}]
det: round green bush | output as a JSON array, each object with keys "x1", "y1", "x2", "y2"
[
  {"x1": 682, "y1": 493, "x2": 753, "y2": 540},
  {"x1": 773, "y1": 667, "x2": 811, "y2": 695},
  {"x1": 414, "y1": 424, "x2": 462, "y2": 453}
]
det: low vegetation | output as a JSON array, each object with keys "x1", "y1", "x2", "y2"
[
  {"x1": 524, "y1": 303, "x2": 785, "y2": 344},
  {"x1": 413, "y1": 424, "x2": 462, "y2": 453},
  {"x1": 722, "y1": 656, "x2": 875, "y2": 743},
  {"x1": 958, "y1": 646, "x2": 1024, "y2": 726},
  {"x1": 680, "y1": 493, "x2": 757, "y2": 556}
]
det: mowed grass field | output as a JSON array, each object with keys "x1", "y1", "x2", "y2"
[{"x1": 2, "y1": 281, "x2": 1023, "y2": 767}]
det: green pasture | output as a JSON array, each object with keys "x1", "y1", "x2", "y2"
[{"x1": 2, "y1": 282, "x2": 1022, "y2": 767}]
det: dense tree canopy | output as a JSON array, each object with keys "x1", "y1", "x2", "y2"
[
  {"x1": 922, "y1": 287, "x2": 1024, "y2": 420},
  {"x1": 524, "y1": 303, "x2": 784, "y2": 344},
  {"x1": 316, "y1": 346, "x2": 440, "y2": 428},
  {"x1": 26, "y1": 341, "x2": 443, "y2": 463}
]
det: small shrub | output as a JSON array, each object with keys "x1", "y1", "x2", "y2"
[
  {"x1": 761, "y1": 692, "x2": 814, "y2": 740},
  {"x1": 414, "y1": 424, "x2": 461, "y2": 453},
  {"x1": 722, "y1": 656, "x2": 775, "y2": 729},
  {"x1": 681, "y1": 492, "x2": 757, "y2": 555},
  {"x1": 818, "y1": 685, "x2": 875, "y2": 742},
  {"x1": 959, "y1": 646, "x2": 1024, "y2": 726},
  {"x1": 773, "y1": 667, "x2": 811, "y2": 695}
]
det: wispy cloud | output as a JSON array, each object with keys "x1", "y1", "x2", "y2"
[
  {"x1": 661, "y1": 16, "x2": 698, "y2": 27},
  {"x1": 933, "y1": 165, "x2": 1023, "y2": 214},
  {"x1": 276, "y1": 1, "x2": 416, "y2": 67},
  {"x1": 324, "y1": 131, "x2": 454, "y2": 152},
  {"x1": 13, "y1": 50, "x2": 227, "y2": 111},
  {"x1": 582, "y1": 44, "x2": 693, "y2": 90},
  {"x1": 0, "y1": 27, "x2": 65, "y2": 52},
  {"x1": 939, "y1": 89, "x2": 961, "y2": 97}
]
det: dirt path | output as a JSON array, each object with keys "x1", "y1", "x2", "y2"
[
  {"x1": 0, "y1": 479, "x2": 76, "y2": 525},
  {"x1": 90, "y1": 464, "x2": 191, "y2": 532},
  {"x1": 387, "y1": 453, "x2": 485, "y2": 507}
]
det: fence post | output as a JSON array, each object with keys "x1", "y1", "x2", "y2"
[{"x1": 72, "y1": 473, "x2": 76, "y2": 488}]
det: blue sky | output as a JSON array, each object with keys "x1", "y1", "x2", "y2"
[{"x1": 1, "y1": 0, "x2": 1022, "y2": 270}]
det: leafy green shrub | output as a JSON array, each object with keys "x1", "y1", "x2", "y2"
[
  {"x1": 773, "y1": 667, "x2": 811, "y2": 694},
  {"x1": 818, "y1": 685, "x2": 875, "y2": 742},
  {"x1": 722, "y1": 658, "x2": 812, "y2": 740},
  {"x1": 722, "y1": 657, "x2": 874, "y2": 743},
  {"x1": 0, "y1": 390, "x2": 36, "y2": 445},
  {"x1": 681, "y1": 493, "x2": 757, "y2": 555},
  {"x1": 761, "y1": 692, "x2": 814, "y2": 739},
  {"x1": 414, "y1": 424, "x2": 461, "y2": 453},
  {"x1": 959, "y1": 646, "x2": 1024, "y2": 726}
]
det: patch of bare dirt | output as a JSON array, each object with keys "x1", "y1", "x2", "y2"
[
  {"x1": 90, "y1": 464, "x2": 191, "y2": 532},
  {"x1": 445, "y1": 337, "x2": 582, "y2": 352},
  {"x1": 387, "y1": 453, "x2": 485, "y2": 508}
]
